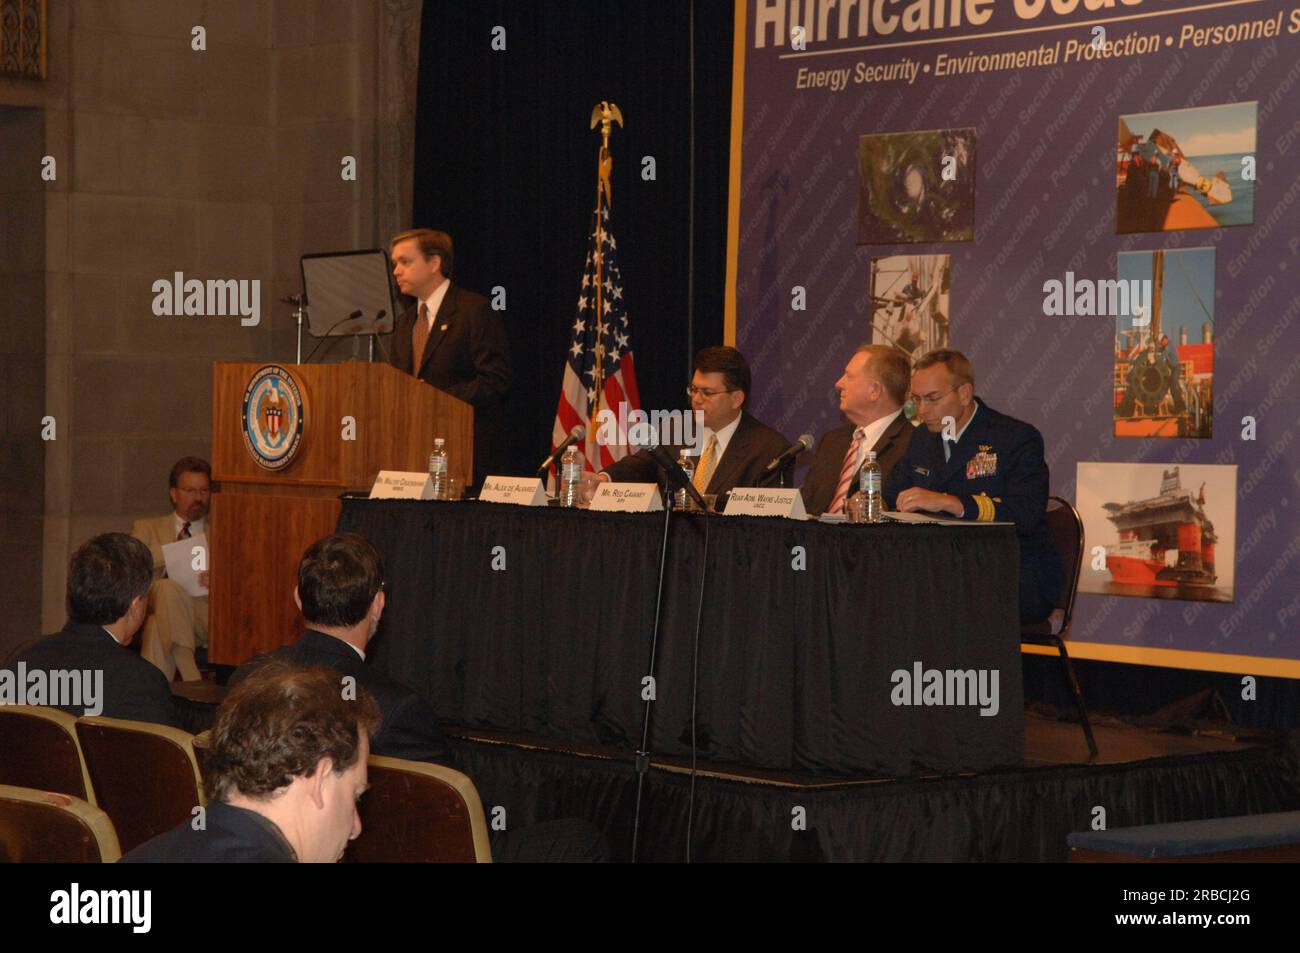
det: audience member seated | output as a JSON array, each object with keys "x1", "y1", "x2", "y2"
[
  {"x1": 131, "y1": 456, "x2": 213, "y2": 682},
  {"x1": 230, "y1": 532, "x2": 453, "y2": 765},
  {"x1": 121, "y1": 662, "x2": 380, "y2": 862},
  {"x1": 10, "y1": 534, "x2": 178, "y2": 728},
  {"x1": 234, "y1": 532, "x2": 609, "y2": 862}
]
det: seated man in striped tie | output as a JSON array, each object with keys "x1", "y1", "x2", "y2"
[
  {"x1": 581, "y1": 346, "x2": 794, "y2": 504},
  {"x1": 800, "y1": 344, "x2": 916, "y2": 515},
  {"x1": 130, "y1": 456, "x2": 212, "y2": 682}
]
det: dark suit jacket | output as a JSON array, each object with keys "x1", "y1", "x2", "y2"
[
  {"x1": 603, "y1": 410, "x2": 794, "y2": 495},
  {"x1": 230, "y1": 629, "x2": 453, "y2": 767},
  {"x1": 800, "y1": 412, "x2": 915, "y2": 515},
  {"x1": 389, "y1": 283, "x2": 512, "y2": 487},
  {"x1": 11, "y1": 623, "x2": 178, "y2": 728},
  {"x1": 120, "y1": 801, "x2": 296, "y2": 863},
  {"x1": 883, "y1": 397, "x2": 1063, "y2": 622}
]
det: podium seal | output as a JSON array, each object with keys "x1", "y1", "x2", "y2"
[{"x1": 241, "y1": 364, "x2": 305, "y2": 470}]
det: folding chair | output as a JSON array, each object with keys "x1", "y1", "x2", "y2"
[{"x1": 1021, "y1": 495, "x2": 1098, "y2": 757}]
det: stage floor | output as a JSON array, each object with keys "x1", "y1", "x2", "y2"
[{"x1": 451, "y1": 710, "x2": 1266, "y2": 786}]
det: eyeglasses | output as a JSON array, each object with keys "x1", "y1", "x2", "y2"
[
  {"x1": 908, "y1": 385, "x2": 960, "y2": 407},
  {"x1": 686, "y1": 386, "x2": 736, "y2": 399}
]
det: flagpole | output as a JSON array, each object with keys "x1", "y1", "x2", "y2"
[{"x1": 588, "y1": 101, "x2": 623, "y2": 463}]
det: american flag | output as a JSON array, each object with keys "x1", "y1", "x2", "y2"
[{"x1": 550, "y1": 184, "x2": 640, "y2": 471}]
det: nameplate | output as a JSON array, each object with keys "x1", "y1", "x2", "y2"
[
  {"x1": 589, "y1": 483, "x2": 663, "y2": 512},
  {"x1": 478, "y1": 476, "x2": 548, "y2": 506},
  {"x1": 370, "y1": 470, "x2": 435, "y2": 500},
  {"x1": 723, "y1": 487, "x2": 807, "y2": 519}
]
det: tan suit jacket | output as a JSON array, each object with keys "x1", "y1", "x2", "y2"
[
  {"x1": 131, "y1": 514, "x2": 202, "y2": 576},
  {"x1": 130, "y1": 513, "x2": 209, "y2": 679}
]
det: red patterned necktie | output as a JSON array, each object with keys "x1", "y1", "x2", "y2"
[
  {"x1": 827, "y1": 429, "x2": 866, "y2": 514},
  {"x1": 412, "y1": 302, "x2": 430, "y2": 373}
]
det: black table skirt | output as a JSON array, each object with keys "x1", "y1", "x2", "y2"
[{"x1": 338, "y1": 499, "x2": 1023, "y2": 777}]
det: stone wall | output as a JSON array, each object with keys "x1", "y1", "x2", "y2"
[{"x1": 0, "y1": 0, "x2": 422, "y2": 655}]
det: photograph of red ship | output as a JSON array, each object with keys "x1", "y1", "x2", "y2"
[{"x1": 1077, "y1": 463, "x2": 1236, "y2": 604}]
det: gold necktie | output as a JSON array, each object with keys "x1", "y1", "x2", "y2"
[{"x1": 693, "y1": 435, "x2": 718, "y2": 492}]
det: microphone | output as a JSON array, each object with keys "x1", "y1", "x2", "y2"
[
  {"x1": 302, "y1": 310, "x2": 366, "y2": 363},
  {"x1": 633, "y1": 432, "x2": 709, "y2": 511},
  {"x1": 537, "y1": 425, "x2": 586, "y2": 477},
  {"x1": 361, "y1": 310, "x2": 391, "y2": 364},
  {"x1": 763, "y1": 433, "x2": 814, "y2": 474}
]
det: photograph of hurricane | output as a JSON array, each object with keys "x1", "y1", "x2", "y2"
[
  {"x1": 869, "y1": 255, "x2": 950, "y2": 360},
  {"x1": 1077, "y1": 462, "x2": 1236, "y2": 604},
  {"x1": 1115, "y1": 102, "x2": 1256, "y2": 234},
  {"x1": 1114, "y1": 247, "x2": 1215, "y2": 439},
  {"x1": 857, "y1": 128, "x2": 975, "y2": 244}
]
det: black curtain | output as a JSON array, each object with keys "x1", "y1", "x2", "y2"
[
  {"x1": 413, "y1": 0, "x2": 733, "y2": 479},
  {"x1": 449, "y1": 736, "x2": 1300, "y2": 862}
]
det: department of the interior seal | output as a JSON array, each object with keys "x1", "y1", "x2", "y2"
[{"x1": 241, "y1": 364, "x2": 305, "y2": 470}]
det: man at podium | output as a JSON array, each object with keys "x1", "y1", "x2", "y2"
[{"x1": 388, "y1": 228, "x2": 512, "y2": 487}]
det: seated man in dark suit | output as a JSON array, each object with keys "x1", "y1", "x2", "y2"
[
  {"x1": 801, "y1": 344, "x2": 915, "y2": 515},
  {"x1": 8, "y1": 533, "x2": 177, "y2": 728},
  {"x1": 233, "y1": 532, "x2": 607, "y2": 862},
  {"x1": 122, "y1": 663, "x2": 380, "y2": 862},
  {"x1": 230, "y1": 532, "x2": 452, "y2": 766},
  {"x1": 884, "y1": 348, "x2": 1063, "y2": 623},
  {"x1": 581, "y1": 346, "x2": 794, "y2": 502}
]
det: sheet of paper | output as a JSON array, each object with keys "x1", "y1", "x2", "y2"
[
  {"x1": 882, "y1": 511, "x2": 1011, "y2": 526},
  {"x1": 163, "y1": 533, "x2": 209, "y2": 597},
  {"x1": 882, "y1": 510, "x2": 957, "y2": 524}
]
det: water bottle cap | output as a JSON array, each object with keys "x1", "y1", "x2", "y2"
[
  {"x1": 864, "y1": 450, "x2": 876, "y2": 461},
  {"x1": 434, "y1": 438, "x2": 445, "y2": 448}
]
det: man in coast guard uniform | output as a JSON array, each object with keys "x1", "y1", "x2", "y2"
[{"x1": 885, "y1": 349, "x2": 1062, "y2": 623}]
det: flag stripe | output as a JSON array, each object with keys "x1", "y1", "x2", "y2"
[{"x1": 550, "y1": 187, "x2": 640, "y2": 478}]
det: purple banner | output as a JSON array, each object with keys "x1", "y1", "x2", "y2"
[{"x1": 729, "y1": 0, "x2": 1300, "y2": 673}]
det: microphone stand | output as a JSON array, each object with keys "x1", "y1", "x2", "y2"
[
  {"x1": 630, "y1": 457, "x2": 703, "y2": 862},
  {"x1": 282, "y1": 293, "x2": 307, "y2": 363},
  {"x1": 364, "y1": 311, "x2": 391, "y2": 365}
]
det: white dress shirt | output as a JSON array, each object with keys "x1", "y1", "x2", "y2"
[
  {"x1": 173, "y1": 514, "x2": 206, "y2": 540},
  {"x1": 695, "y1": 411, "x2": 743, "y2": 462},
  {"x1": 943, "y1": 403, "x2": 979, "y2": 462},
  {"x1": 420, "y1": 279, "x2": 452, "y2": 330},
  {"x1": 849, "y1": 408, "x2": 902, "y2": 473}
]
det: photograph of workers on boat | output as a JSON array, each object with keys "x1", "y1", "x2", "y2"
[
  {"x1": 1114, "y1": 247, "x2": 1215, "y2": 440},
  {"x1": 1115, "y1": 102, "x2": 1257, "y2": 234},
  {"x1": 869, "y1": 255, "x2": 951, "y2": 361},
  {"x1": 1077, "y1": 462, "x2": 1236, "y2": 605},
  {"x1": 857, "y1": 127, "x2": 975, "y2": 244}
]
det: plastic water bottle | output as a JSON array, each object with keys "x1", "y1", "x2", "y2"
[
  {"x1": 429, "y1": 438, "x2": 448, "y2": 500},
  {"x1": 559, "y1": 445, "x2": 583, "y2": 507},
  {"x1": 675, "y1": 451, "x2": 696, "y2": 510},
  {"x1": 848, "y1": 450, "x2": 883, "y2": 523}
]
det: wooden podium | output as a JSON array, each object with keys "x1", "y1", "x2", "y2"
[{"x1": 208, "y1": 362, "x2": 471, "y2": 664}]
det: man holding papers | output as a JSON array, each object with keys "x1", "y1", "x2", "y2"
[
  {"x1": 130, "y1": 456, "x2": 212, "y2": 681},
  {"x1": 884, "y1": 349, "x2": 1062, "y2": 624}
]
